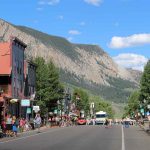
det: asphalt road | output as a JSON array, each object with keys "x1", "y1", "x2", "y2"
[{"x1": 0, "y1": 125, "x2": 150, "y2": 150}]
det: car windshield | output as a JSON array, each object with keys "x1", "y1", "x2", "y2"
[{"x1": 96, "y1": 114, "x2": 106, "y2": 118}]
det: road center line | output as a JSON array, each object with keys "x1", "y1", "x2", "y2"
[{"x1": 122, "y1": 125, "x2": 125, "y2": 150}]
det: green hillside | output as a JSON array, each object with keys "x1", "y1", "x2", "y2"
[
  {"x1": 16, "y1": 26, "x2": 80, "y2": 61},
  {"x1": 15, "y1": 25, "x2": 139, "y2": 103},
  {"x1": 59, "y1": 69, "x2": 138, "y2": 103}
]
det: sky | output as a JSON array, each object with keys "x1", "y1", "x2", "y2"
[{"x1": 0, "y1": 0, "x2": 150, "y2": 71}]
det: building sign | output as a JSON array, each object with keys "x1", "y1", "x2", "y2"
[
  {"x1": 33, "y1": 106, "x2": 40, "y2": 113},
  {"x1": 140, "y1": 108, "x2": 144, "y2": 113},
  {"x1": 54, "y1": 109, "x2": 57, "y2": 114},
  {"x1": 21, "y1": 99, "x2": 30, "y2": 107},
  {"x1": 147, "y1": 105, "x2": 150, "y2": 109},
  {"x1": 27, "y1": 108, "x2": 32, "y2": 114}
]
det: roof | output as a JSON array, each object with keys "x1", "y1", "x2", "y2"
[
  {"x1": 96, "y1": 111, "x2": 107, "y2": 114},
  {"x1": 12, "y1": 37, "x2": 27, "y2": 48},
  {"x1": 0, "y1": 42, "x2": 11, "y2": 75}
]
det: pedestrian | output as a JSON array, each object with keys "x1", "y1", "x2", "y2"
[
  {"x1": 19, "y1": 118, "x2": 25, "y2": 133},
  {"x1": 105, "y1": 118, "x2": 109, "y2": 128},
  {"x1": 5, "y1": 114, "x2": 12, "y2": 137},
  {"x1": 34, "y1": 114, "x2": 41, "y2": 133},
  {"x1": 1, "y1": 119, "x2": 6, "y2": 137},
  {"x1": 12, "y1": 121, "x2": 18, "y2": 137}
]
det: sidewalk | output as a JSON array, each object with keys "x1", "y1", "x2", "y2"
[
  {"x1": 0, "y1": 125, "x2": 59, "y2": 142},
  {"x1": 138, "y1": 122, "x2": 150, "y2": 134}
]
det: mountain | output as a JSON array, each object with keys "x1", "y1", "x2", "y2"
[{"x1": 0, "y1": 19, "x2": 141, "y2": 102}]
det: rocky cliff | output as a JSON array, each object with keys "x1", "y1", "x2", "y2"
[{"x1": 0, "y1": 19, "x2": 141, "y2": 102}]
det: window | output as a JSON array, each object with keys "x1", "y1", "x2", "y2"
[
  {"x1": 14, "y1": 78, "x2": 16, "y2": 87},
  {"x1": 20, "y1": 81, "x2": 23, "y2": 93},
  {"x1": 14, "y1": 87, "x2": 16, "y2": 97}
]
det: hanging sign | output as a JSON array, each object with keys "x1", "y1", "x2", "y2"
[
  {"x1": 33, "y1": 106, "x2": 40, "y2": 113},
  {"x1": 27, "y1": 108, "x2": 32, "y2": 114},
  {"x1": 140, "y1": 108, "x2": 144, "y2": 113},
  {"x1": 21, "y1": 99, "x2": 30, "y2": 106},
  {"x1": 147, "y1": 105, "x2": 150, "y2": 109},
  {"x1": 54, "y1": 109, "x2": 57, "y2": 114}
]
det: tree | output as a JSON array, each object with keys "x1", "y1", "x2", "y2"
[
  {"x1": 93, "y1": 97, "x2": 114, "y2": 118},
  {"x1": 89, "y1": 96, "x2": 114, "y2": 118},
  {"x1": 140, "y1": 60, "x2": 150, "y2": 109},
  {"x1": 34, "y1": 57, "x2": 64, "y2": 116},
  {"x1": 34, "y1": 57, "x2": 48, "y2": 115},
  {"x1": 123, "y1": 90, "x2": 140, "y2": 118},
  {"x1": 73, "y1": 88, "x2": 90, "y2": 115},
  {"x1": 45, "y1": 60, "x2": 64, "y2": 108}
]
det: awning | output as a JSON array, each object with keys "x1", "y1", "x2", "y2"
[{"x1": 10, "y1": 99, "x2": 19, "y2": 103}]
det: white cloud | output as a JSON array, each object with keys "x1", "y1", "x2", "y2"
[
  {"x1": 48, "y1": 0, "x2": 60, "y2": 5},
  {"x1": 38, "y1": 1, "x2": 46, "y2": 5},
  {"x1": 80, "y1": 21, "x2": 86, "y2": 26},
  {"x1": 36, "y1": 7, "x2": 43, "y2": 11},
  {"x1": 38, "y1": 0, "x2": 60, "y2": 6},
  {"x1": 69, "y1": 30, "x2": 81, "y2": 35},
  {"x1": 113, "y1": 53, "x2": 148, "y2": 71},
  {"x1": 84, "y1": 0, "x2": 103, "y2": 6},
  {"x1": 109, "y1": 33, "x2": 150, "y2": 49}
]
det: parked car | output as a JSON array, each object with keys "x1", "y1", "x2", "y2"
[{"x1": 77, "y1": 118, "x2": 86, "y2": 125}]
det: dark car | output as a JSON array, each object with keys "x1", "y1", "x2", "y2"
[{"x1": 77, "y1": 118, "x2": 86, "y2": 125}]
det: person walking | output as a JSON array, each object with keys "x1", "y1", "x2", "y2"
[
  {"x1": 5, "y1": 114, "x2": 12, "y2": 137},
  {"x1": 34, "y1": 114, "x2": 41, "y2": 133},
  {"x1": 105, "y1": 118, "x2": 109, "y2": 128}
]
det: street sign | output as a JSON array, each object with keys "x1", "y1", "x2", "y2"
[
  {"x1": 21, "y1": 99, "x2": 30, "y2": 106},
  {"x1": 54, "y1": 109, "x2": 57, "y2": 114},
  {"x1": 33, "y1": 106, "x2": 40, "y2": 113},
  {"x1": 27, "y1": 108, "x2": 31, "y2": 114},
  {"x1": 140, "y1": 108, "x2": 144, "y2": 113}
]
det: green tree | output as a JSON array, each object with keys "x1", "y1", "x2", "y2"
[
  {"x1": 73, "y1": 88, "x2": 90, "y2": 115},
  {"x1": 45, "y1": 60, "x2": 64, "y2": 107},
  {"x1": 34, "y1": 57, "x2": 48, "y2": 115},
  {"x1": 140, "y1": 60, "x2": 150, "y2": 109},
  {"x1": 123, "y1": 90, "x2": 140, "y2": 118},
  {"x1": 34, "y1": 57, "x2": 64, "y2": 116},
  {"x1": 90, "y1": 96, "x2": 114, "y2": 118}
]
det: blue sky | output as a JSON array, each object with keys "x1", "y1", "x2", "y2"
[{"x1": 0, "y1": 0, "x2": 149, "y2": 71}]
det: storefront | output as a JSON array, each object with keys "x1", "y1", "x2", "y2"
[{"x1": 9, "y1": 99, "x2": 20, "y2": 118}]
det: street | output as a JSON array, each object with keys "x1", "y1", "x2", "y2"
[{"x1": 0, "y1": 125, "x2": 150, "y2": 150}]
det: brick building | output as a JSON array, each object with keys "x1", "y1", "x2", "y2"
[{"x1": 0, "y1": 37, "x2": 36, "y2": 123}]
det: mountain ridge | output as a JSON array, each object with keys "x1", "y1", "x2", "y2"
[{"x1": 0, "y1": 19, "x2": 141, "y2": 102}]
